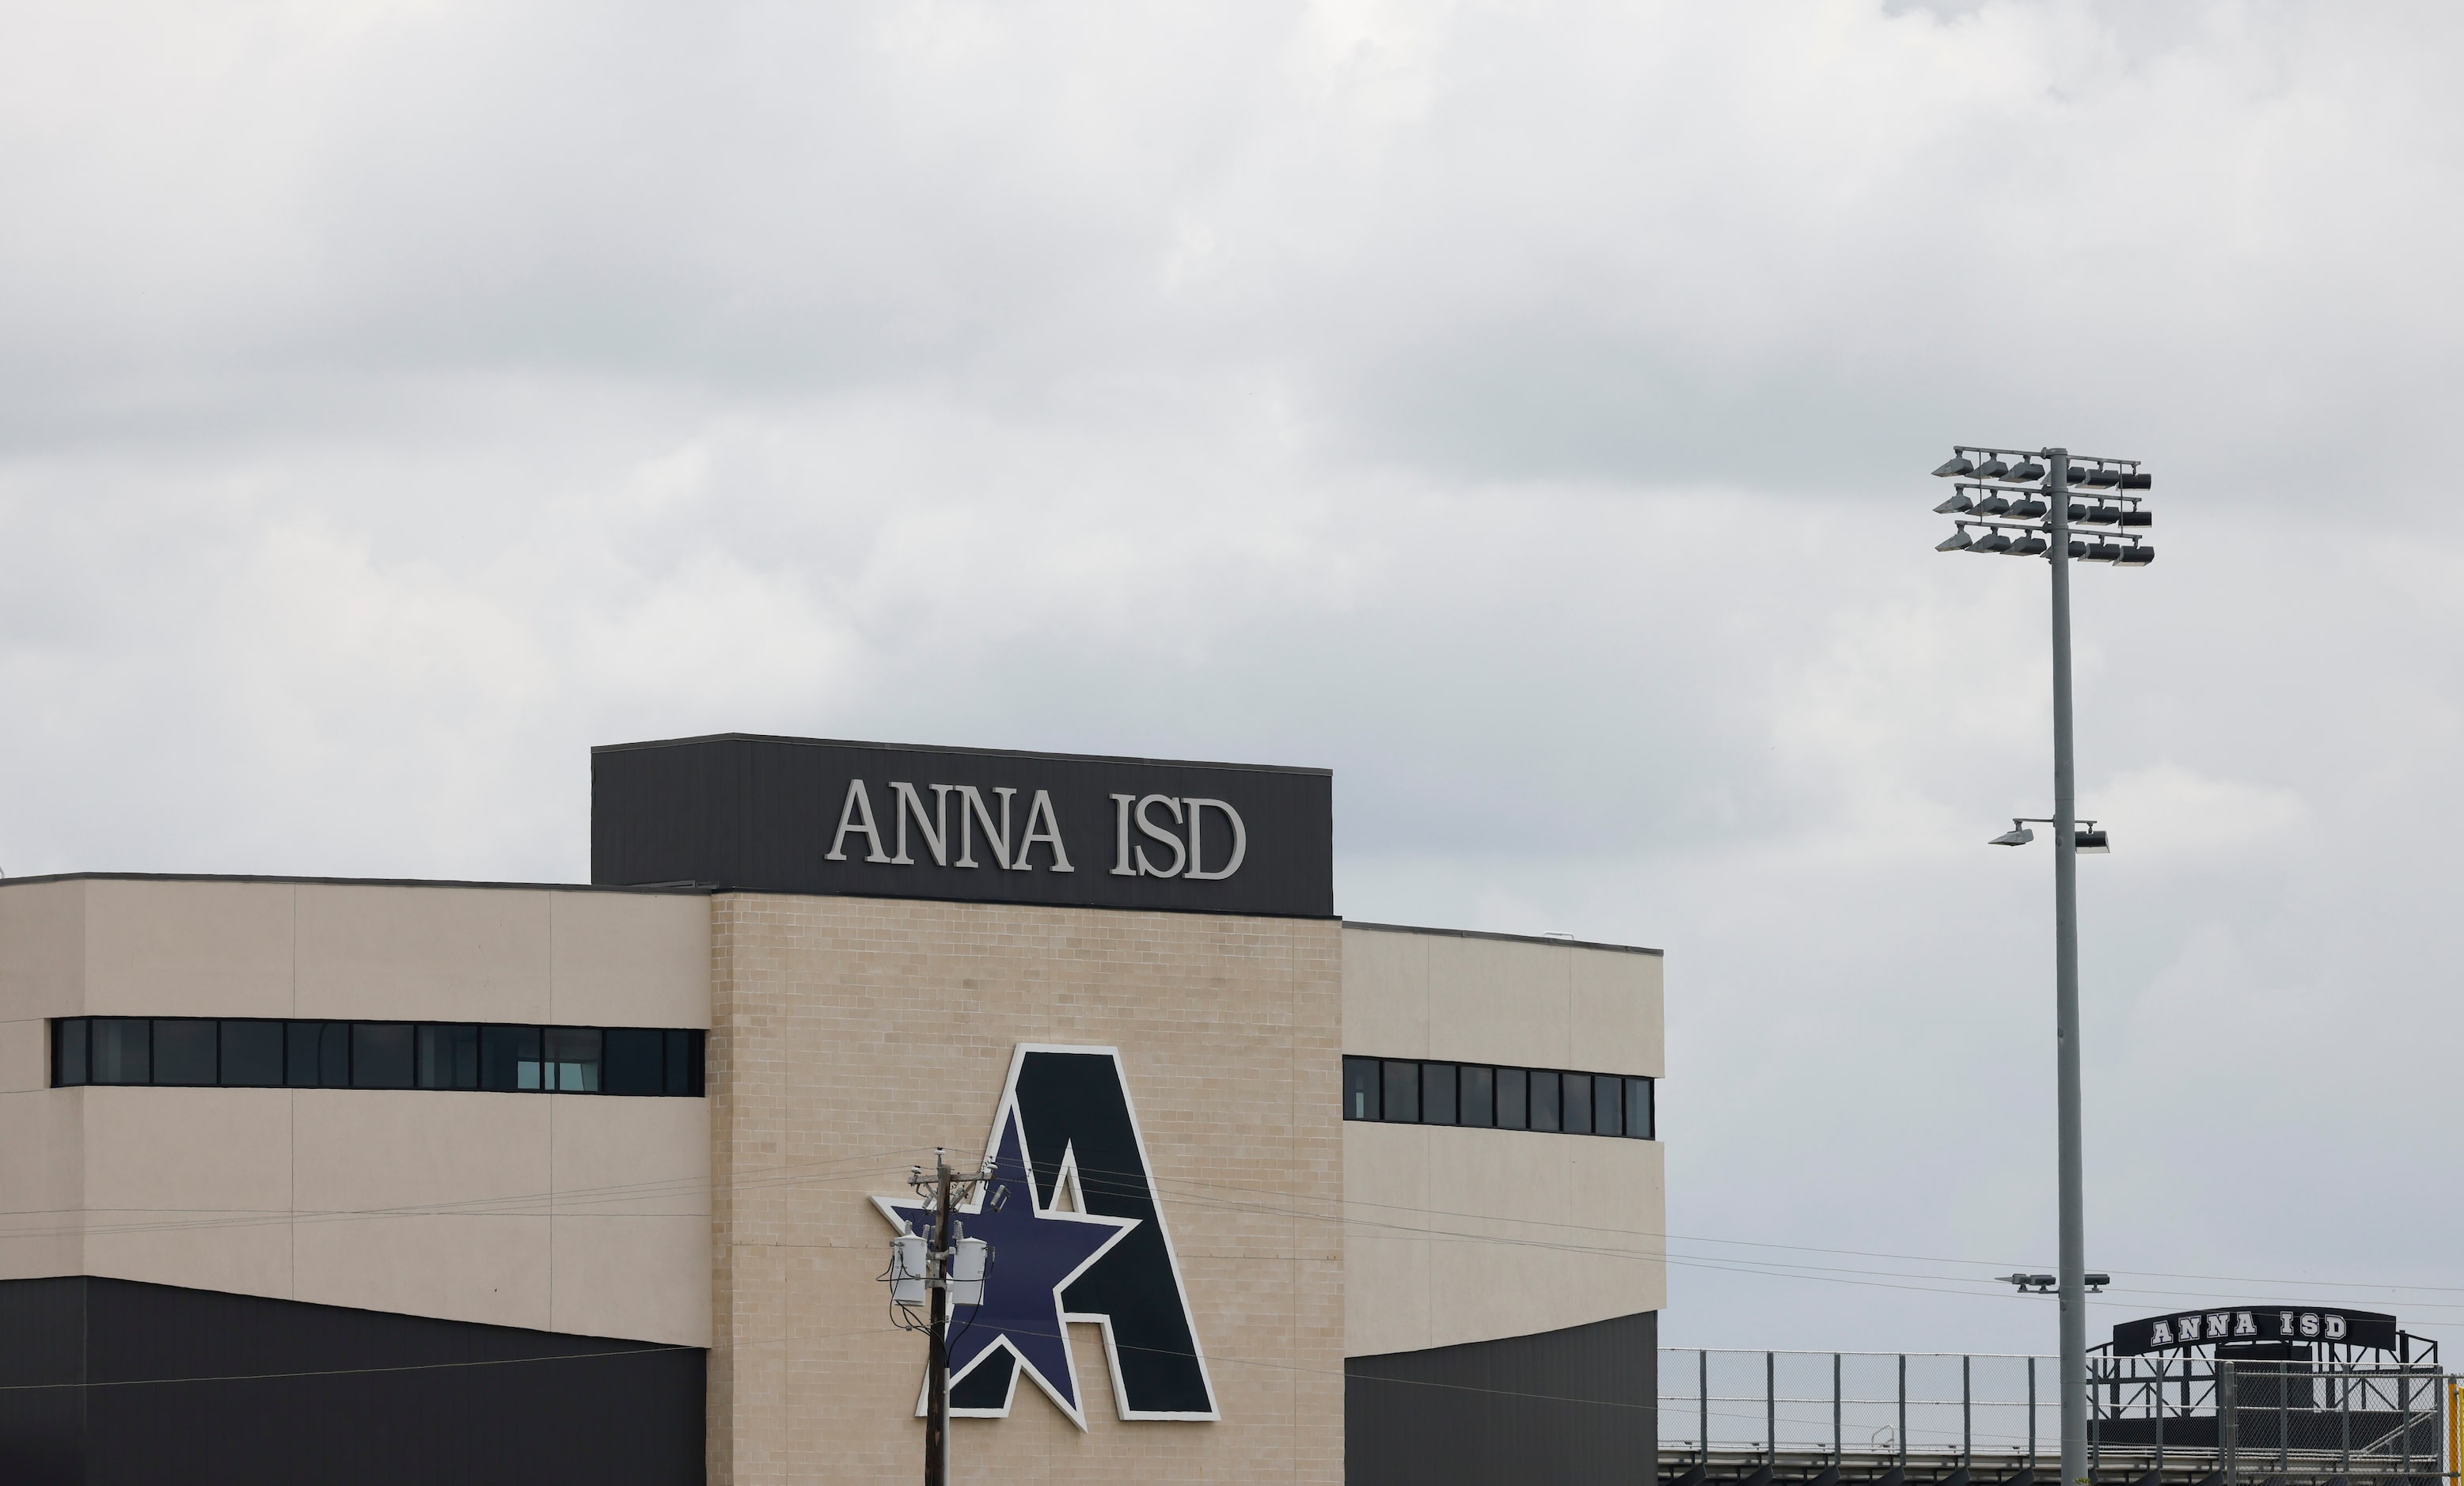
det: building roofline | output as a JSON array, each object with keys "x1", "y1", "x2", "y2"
[
  {"x1": 1339, "y1": 920, "x2": 1663, "y2": 957},
  {"x1": 590, "y1": 731, "x2": 1332, "y2": 778},
  {"x1": 0, "y1": 872, "x2": 712, "y2": 895}
]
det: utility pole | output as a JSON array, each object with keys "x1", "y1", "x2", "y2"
[
  {"x1": 925, "y1": 1159, "x2": 954, "y2": 1486},
  {"x1": 885, "y1": 1149, "x2": 998, "y2": 1486},
  {"x1": 1931, "y1": 443, "x2": 2155, "y2": 1486}
]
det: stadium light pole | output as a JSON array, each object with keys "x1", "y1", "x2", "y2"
[{"x1": 1931, "y1": 444, "x2": 2154, "y2": 1486}]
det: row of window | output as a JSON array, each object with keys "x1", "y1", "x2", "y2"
[
  {"x1": 1343, "y1": 1056, "x2": 1653, "y2": 1139},
  {"x1": 50, "y1": 1018, "x2": 706, "y2": 1097}
]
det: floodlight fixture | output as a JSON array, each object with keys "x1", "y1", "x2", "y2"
[
  {"x1": 1935, "y1": 494, "x2": 1973, "y2": 514},
  {"x1": 2085, "y1": 1273, "x2": 2110, "y2": 1292},
  {"x1": 1924, "y1": 442, "x2": 2156, "y2": 1486}
]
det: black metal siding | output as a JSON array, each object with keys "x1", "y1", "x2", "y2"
[
  {"x1": 591, "y1": 733, "x2": 1335, "y2": 918},
  {"x1": 1347, "y1": 1310, "x2": 1657, "y2": 1484},
  {"x1": 0, "y1": 1277, "x2": 704, "y2": 1486}
]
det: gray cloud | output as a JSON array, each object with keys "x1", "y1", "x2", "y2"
[{"x1": 4, "y1": 0, "x2": 2462, "y2": 1357}]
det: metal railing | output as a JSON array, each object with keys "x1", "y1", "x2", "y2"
[{"x1": 1659, "y1": 1349, "x2": 2463, "y2": 1486}]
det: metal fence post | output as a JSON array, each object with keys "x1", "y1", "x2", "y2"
[
  {"x1": 1963, "y1": 1354, "x2": 1973, "y2": 1472},
  {"x1": 2402, "y1": 1367, "x2": 2415, "y2": 1480},
  {"x1": 2155, "y1": 1355, "x2": 2166, "y2": 1479},
  {"x1": 2029, "y1": 1355, "x2": 2039, "y2": 1477},
  {"x1": 1899, "y1": 1354, "x2": 1909, "y2": 1469},
  {"x1": 1767, "y1": 1351, "x2": 1777, "y2": 1467},
  {"x1": 2339, "y1": 1361, "x2": 2351, "y2": 1482},
  {"x1": 2220, "y1": 1359, "x2": 2238, "y2": 1486},
  {"x1": 1834, "y1": 1352, "x2": 1843, "y2": 1468},
  {"x1": 2279, "y1": 1360, "x2": 2289, "y2": 1474},
  {"x1": 1700, "y1": 1349, "x2": 1710, "y2": 1467}
]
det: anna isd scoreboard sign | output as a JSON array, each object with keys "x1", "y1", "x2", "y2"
[
  {"x1": 2115, "y1": 1306, "x2": 2400, "y2": 1354},
  {"x1": 591, "y1": 733, "x2": 1334, "y2": 918}
]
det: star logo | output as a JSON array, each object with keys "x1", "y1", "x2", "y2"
[{"x1": 872, "y1": 1044, "x2": 1218, "y2": 1426}]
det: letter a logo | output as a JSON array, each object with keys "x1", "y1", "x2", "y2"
[{"x1": 874, "y1": 1044, "x2": 1218, "y2": 1425}]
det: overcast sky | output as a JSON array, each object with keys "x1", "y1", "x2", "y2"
[{"x1": 6, "y1": 0, "x2": 2462, "y2": 1372}]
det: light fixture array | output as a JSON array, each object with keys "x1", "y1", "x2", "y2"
[{"x1": 1931, "y1": 445, "x2": 2154, "y2": 567}]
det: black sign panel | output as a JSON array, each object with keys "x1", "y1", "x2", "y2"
[
  {"x1": 2113, "y1": 1306, "x2": 2399, "y2": 1355},
  {"x1": 590, "y1": 734, "x2": 1333, "y2": 918}
]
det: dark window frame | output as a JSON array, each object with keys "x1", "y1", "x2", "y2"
[
  {"x1": 47, "y1": 1016, "x2": 708, "y2": 1097},
  {"x1": 1344, "y1": 1056, "x2": 1656, "y2": 1140}
]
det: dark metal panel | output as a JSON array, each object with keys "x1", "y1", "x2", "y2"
[
  {"x1": 1347, "y1": 1310, "x2": 1657, "y2": 1484},
  {"x1": 0, "y1": 1277, "x2": 704, "y2": 1486},
  {"x1": 0, "y1": 1276, "x2": 87, "y2": 1486},
  {"x1": 591, "y1": 733, "x2": 1336, "y2": 918}
]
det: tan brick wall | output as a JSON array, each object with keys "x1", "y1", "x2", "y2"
[{"x1": 708, "y1": 894, "x2": 1345, "y2": 1484}]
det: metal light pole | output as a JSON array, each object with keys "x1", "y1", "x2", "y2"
[{"x1": 1931, "y1": 444, "x2": 2155, "y2": 1486}]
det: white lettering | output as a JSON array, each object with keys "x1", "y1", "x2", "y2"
[
  {"x1": 1109, "y1": 794, "x2": 1138, "y2": 876},
  {"x1": 1135, "y1": 794, "x2": 1187, "y2": 878},
  {"x1": 826, "y1": 779, "x2": 891, "y2": 862},
  {"x1": 2234, "y1": 1311, "x2": 2257, "y2": 1337},
  {"x1": 2324, "y1": 1314, "x2": 2346, "y2": 1341},
  {"x1": 2150, "y1": 1320, "x2": 2173, "y2": 1348},
  {"x1": 1183, "y1": 798, "x2": 1247, "y2": 881},
  {"x1": 1013, "y1": 790, "x2": 1073, "y2": 873},
  {"x1": 953, "y1": 787, "x2": 1015, "y2": 870},
  {"x1": 2205, "y1": 1314, "x2": 2229, "y2": 1340},
  {"x1": 889, "y1": 783, "x2": 952, "y2": 866},
  {"x1": 2299, "y1": 1313, "x2": 2320, "y2": 1338},
  {"x1": 2279, "y1": 1310, "x2": 2297, "y2": 1338}
]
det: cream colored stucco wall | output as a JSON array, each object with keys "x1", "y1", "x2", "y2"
[
  {"x1": 1339, "y1": 923, "x2": 1666, "y2": 1357},
  {"x1": 0, "y1": 876, "x2": 712, "y2": 1347},
  {"x1": 707, "y1": 893, "x2": 1346, "y2": 1486}
]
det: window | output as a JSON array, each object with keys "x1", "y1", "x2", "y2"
[
  {"x1": 1626, "y1": 1076, "x2": 1653, "y2": 1140},
  {"x1": 1460, "y1": 1065, "x2": 1494, "y2": 1128},
  {"x1": 666, "y1": 1029, "x2": 704, "y2": 1097},
  {"x1": 1381, "y1": 1060, "x2": 1419, "y2": 1123},
  {"x1": 154, "y1": 1019, "x2": 219, "y2": 1086},
  {"x1": 351, "y1": 1024, "x2": 415, "y2": 1089},
  {"x1": 1340, "y1": 1057, "x2": 1655, "y2": 1141},
  {"x1": 604, "y1": 1028, "x2": 663, "y2": 1097},
  {"x1": 545, "y1": 1027, "x2": 601, "y2": 1092},
  {"x1": 222, "y1": 1021, "x2": 284, "y2": 1087},
  {"x1": 418, "y1": 1025, "x2": 480, "y2": 1090},
  {"x1": 93, "y1": 1018, "x2": 150, "y2": 1085},
  {"x1": 49, "y1": 1017, "x2": 705, "y2": 1097},
  {"x1": 1342, "y1": 1056, "x2": 1380, "y2": 1120},
  {"x1": 1496, "y1": 1067, "x2": 1528, "y2": 1129},
  {"x1": 53, "y1": 1018, "x2": 88, "y2": 1086},
  {"x1": 1529, "y1": 1070, "x2": 1561, "y2": 1132}
]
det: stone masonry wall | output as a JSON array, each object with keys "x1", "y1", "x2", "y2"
[{"x1": 708, "y1": 893, "x2": 1344, "y2": 1484}]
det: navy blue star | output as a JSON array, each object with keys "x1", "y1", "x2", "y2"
[{"x1": 876, "y1": 1105, "x2": 1136, "y2": 1426}]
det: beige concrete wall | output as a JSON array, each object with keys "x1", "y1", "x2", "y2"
[
  {"x1": 0, "y1": 876, "x2": 712, "y2": 1347},
  {"x1": 1339, "y1": 923, "x2": 1665, "y2": 1356},
  {"x1": 708, "y1": 893, "x2": 1345, "y2": 1486}
]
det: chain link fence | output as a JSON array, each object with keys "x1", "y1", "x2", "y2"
[{"x1": 1661, "y1": 1349, "x2": 2463, "y2": 1485}]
